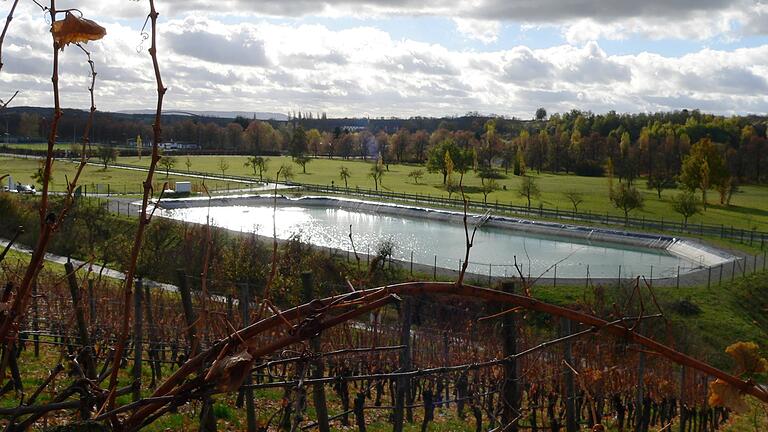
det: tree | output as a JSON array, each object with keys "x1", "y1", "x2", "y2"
[
  {"x1": 185, "y1": 156, "x2": 192, "y2": 173},
  {"x1": 535, "y1": 107, "x2": 547, "y2": 121},
  {"x1": 671, "y1": 191, "x2": 700, "y2": 226},
  {"x1": 646, "y1": 172, "x2": 676, "y2": 199},
  {"x1": 679, "y1": 138, "x2": 727, "y2": 206},
  {"x1": 446, "y1": 175, "x2": 460, "y2": 200},
  {"x1": 369, "y1": 156, "x2": 385, "y2": 191},
  {"x1": 218, "y1": 158, "x2": 230, "y2": 177},
  {"x1": 610, "y1": 183, "x2": 644, "y2": 224},
  {"x1": 279, "y1": 164, "x2": 294, "y2": 183},
  {"x1": 513, "y1": 148, "x2": 526, "y2": 176},
  {"x1": 408, "y1": 169, "x2": 424, "y2": 184},
  {"x1": 339, "y1": 166, "x2": 351, "y2": 188},
  {"x1": 307, "y1": 128, "x2": 322, "y2": 157},
  {"x1": 294, "y1": 155, "x2": 311, "y2": 174},
  {"x1": 31, "y1": 160, "x2": 51, "y2": 189},
  {"x1": 480, "y1": 178, "x2": 499, "y2": 204},
  {"x1": 517, "y1": 176, "x2": 540, "y2": 208},
  {"x1": 718, "y1": 177, "x2": 738, "y2": 206},
  {"x1": 97, "y1": 146, "x2": 119, "y2": 169},
  {"x1": 159, "y1": 156, "x2": 177, "y2": 178},
  {"x1": 606, "y1": 157, "x2": 615, "y2": 196},
  {"x1": 289, "y1": 125, "x2": 308, "y2": 158},
  {"x1": 426, "y1": 139, "x2": 473, "y2": 184},
  {"x1": 563, "y1": 191, "x2": 584, "y2": 213},
  {"x1": 244, "y1": 156, "x2": 268, "y2": 180}
]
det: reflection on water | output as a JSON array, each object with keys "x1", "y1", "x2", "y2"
[{"x1": 159, "y1": 205, "x2": 698, "y2": 278}]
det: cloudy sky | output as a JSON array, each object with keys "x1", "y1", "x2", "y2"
[{"x1": 2, "y1": 0, "x2": 768, "y2": 118}]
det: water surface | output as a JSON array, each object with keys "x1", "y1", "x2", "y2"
[{"x1": 159, "y1": 204, "x2": 699, "y2": 279}]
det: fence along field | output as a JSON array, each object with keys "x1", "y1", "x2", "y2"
[{"x1": 0, "y1": 2, "x2": 767, "y2": 432}]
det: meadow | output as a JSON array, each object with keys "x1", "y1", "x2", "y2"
[
  {"x1": 116, "y1": 154, "x2": 768, "y2": 231},
  {"x1": 0, "y1": 156, "x2": 245, "y2": 194}
]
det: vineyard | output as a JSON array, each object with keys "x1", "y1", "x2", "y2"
[
  {"x1": 0, "y1": 1, "x2": 767, "y2": 431},
  {"x1": 1, "y1": 252, "x2": 766, "y2": 431}
]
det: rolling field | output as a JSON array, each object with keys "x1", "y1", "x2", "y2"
[
  {"x1": 0, "y1": 156, "x2": 241, "y2": 194},
  {"x1": 117, "y1": 154, "x2": 768, "y2": 231}
]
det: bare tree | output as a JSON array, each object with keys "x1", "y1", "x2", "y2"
[
  {"x1": 159, "y1": 155, "x2": 177, "y2": 178},
  {"x1": 218, "y1": 158, "x2": 230, "y2": 177},
  {"x1": 563, "y1": 190, "x2": 584, "y2": 213},
  {"x1": 517, "y1": 176, "x2": 541, "y2": 208}
]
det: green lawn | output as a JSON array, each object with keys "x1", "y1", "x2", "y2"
[
  {"x1": 1, "y1": 142, "x2": 74, "y2": 151},
  {"x1": 0, "y1": 156, "x2": 240, "y2": 194},
  {"x1": 117, "y1": 155, "x2": 768, "y2": 231}
]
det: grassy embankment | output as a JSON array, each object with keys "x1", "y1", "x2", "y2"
[{"x1": 116, "y1": 155, "x2": 768, "y2": 231}]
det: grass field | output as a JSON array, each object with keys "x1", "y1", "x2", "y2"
[
  {"x1": 1, "y1": 142, "x2": 77, "y2": 151},
  {"x1": 0, "y1": 156, "x2": 246, "y2": 194},
  {"x1": 116, "y1": 155, "x2": 768, "y2": 231}
]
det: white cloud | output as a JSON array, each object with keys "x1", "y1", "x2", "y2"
[
  {"x1": 1, "y1": 2, "x2": 768, "y2": 117},
  {"x1": 453, "y1": 18, "x2": 500, "y2": 44}
]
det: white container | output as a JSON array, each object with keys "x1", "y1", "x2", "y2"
[{"x1": 175, "y1": 181, "x2": 192, "y2": 193}]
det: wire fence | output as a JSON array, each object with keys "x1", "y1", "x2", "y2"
[{"x1": 101, "y1": 195, "x2": 768, "y2": 288}]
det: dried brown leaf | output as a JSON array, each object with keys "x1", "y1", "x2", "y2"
[
  {"x1": 725, "y1": 341, "x2": 768, "y2": 375},
  {"x1": 51, "y1": 12, "x2": 106, "y2": 48},
  {"x1": 211, "y1": 350, "x2": 254, "y2": 393},
  {"x1": 708, "y1": 379, "x2": 749, "y2": 413}
]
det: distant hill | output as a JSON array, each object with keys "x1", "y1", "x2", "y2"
[{"x1": 117, "y1": 109, "x2": 288, "y2": 121}]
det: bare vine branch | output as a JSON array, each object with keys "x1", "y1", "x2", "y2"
[{"x1": 102, "y1": 0, "x2": 166, "y2": 415}]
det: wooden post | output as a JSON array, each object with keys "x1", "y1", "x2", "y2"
[
  {"x1": 132, "y1": 278, "x2": 144, "y2": 402},
  {"x1": 561, "y1": 317, "x2": 577, "y2": 432},
  {"x1": 635, "y1": 322, "x2": 646, "y2": 432},
  {"x1": 501, "y1": 281, "x2": 520, "y2": 431},
  {"x1": 240, "y1": 283, "x2": 257, "y2": 432},
  {"x1": 87, "y1": 278, "x2": 96, "y2": 326},
  {"x1": 443, "y1": 330, "x2": 450, "y2": 407},
  {"x1": 143, "y1": 283, "x2": 162, "y2": 385},
  {"x1": 176, "y1": 269, "x2": 198, "y2": 356},
  {"x1": 354, "y1": 391, "x2": 367, "y2": 432},
  {"x1": 679, "y1": 366, "x2": 686, "y2": 432},
  {"x1": 302, "y1": 272, "x2": 330, "y2": 432},
  {"x1": 393, "y1": 297, "x2": 413, "y2": 432},
  {"x1": 32, "y1": 277, "x2": 39, "y2": 357},
  {"x1": 226, "y1": 294, "x2": 233, "y2": 324},
  {"x1": 64, "y1": 261, "x2": 96, "y2": 379}
]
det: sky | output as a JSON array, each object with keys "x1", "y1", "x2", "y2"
[{"x1": 2, "y1": 0, "x2": 768, "y2": 118}]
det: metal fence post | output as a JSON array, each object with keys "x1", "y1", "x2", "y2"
[
  {"x1": 617, "y1": 265, "x2": 622, "y2": 290},
  {"x1": 719, "y1": 265, "x2": 723, "y2": 286},
  {"x1": 754, "y1": 255, "x2": 758, "y2": 273},
  {"x1": 585, "y1": 265, "x2": 590, "y2": 290},
  {"x1": 553, "y1": 264, "x2": 557, "y2": 288},
  {"x1": 488, "y1": 263, "x2": 492, "y2": 286},
  {"x1": 676, "y1": 266, "x2": 680, "y2": 289},
  {"x1": 649, "y1": 265, "x2": 653, "y2": 289}
]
